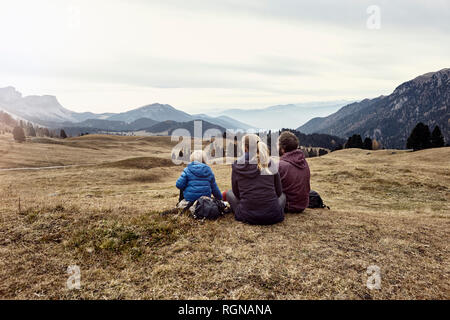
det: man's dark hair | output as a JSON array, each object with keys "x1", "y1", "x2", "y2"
[{"x1": 278, "y1": 131, "x2": 299, "y2": 153}]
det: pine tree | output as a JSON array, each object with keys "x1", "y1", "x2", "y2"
[
  {"x1": 406, "y1": 122, "x2": 431, "y2": 151},
  {"x1": 12, "y1": 126, "x2": 26, "y2": 143},
  {"x1": 363, "y1": 137, "x2": 373, "y2": 150},
  {"x1": 35, "y1": 127, "x2": 43, "y2": 137},
  {"x1": 28, "y1": 126, "x2": 36, "y2": 137},
  {"x1": 345, "y1": 134, "x2": 364, "y2": 149},
  {"x1": 430, "y1": 125, "x2": 445, "y2": 148},
  {"x1": 345, "y1": 136, "x2": 353, "y2": 148}
]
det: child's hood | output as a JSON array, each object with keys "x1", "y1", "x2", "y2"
[{"x1": 186, "y1": 161, "x2": 213, "y2": 178}]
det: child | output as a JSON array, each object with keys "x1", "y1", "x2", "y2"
[{"x1": 176, "y1": 150, "x2": 222, "y2": 204}]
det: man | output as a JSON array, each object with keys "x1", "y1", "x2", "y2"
[{"x1": 278, "y1": 131, "x2": 311, "y2": 212}]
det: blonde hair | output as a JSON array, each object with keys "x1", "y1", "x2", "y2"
[
  {"x1": 190, "y1": 150, "x2": 207, "y2": 163},
  {"x1": 242, "y1": 134, "x2": 270, "y2": 172}
]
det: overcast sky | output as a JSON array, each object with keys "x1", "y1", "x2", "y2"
[{"x1": 0, "y1": 0, "x2": 449, "y2": 114}]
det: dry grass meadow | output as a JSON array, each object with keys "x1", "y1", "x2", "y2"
[{"x1": 0, "y1": 133, "x2": 448, "y2": 299}]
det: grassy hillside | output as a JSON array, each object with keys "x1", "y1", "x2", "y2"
[
  {"x1": 0, "y1": 133, "x2": 448, "y2": 299},
  {"x1": 0, "y1": 134, "x2": 177, "y2": 169}
]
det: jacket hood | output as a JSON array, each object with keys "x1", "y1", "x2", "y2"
[
  {"x1": 281, "y1": 149, "x2": 307, "y2": 169},
  {"x1": 187, "y1": 161, "x2": 212, "y2": 178},
  {"x1": 233, "y1": 153, "x2": 261, "y2": 178}
]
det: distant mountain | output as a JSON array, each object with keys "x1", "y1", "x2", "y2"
[
  {"x1": 218, "y1": 101, "x2": 351, "y2": 130},
  {"x1": 62, "y1": 117, "x2": 159, "y2": 131},
  {"x1": 143, "y1": 120, "x2": 226, "y2": 136},
  {"x1": 127, "y1": 117, "x2": 159, "y2": 130},
  {"x1": 63, "y1": 119, "x2": 127, "y2": 131},
  {"x1": 297, "y1": 68, "x2": 450, "y2": 149},
  {"x1": 71, "y1": 112, "x2": 115, "y2": 122},
  {"x1": 0, "y1": 87, "x2": 252, "y2": 131},
  {"x1": 0, "y1": 87, "x2": 114, "y2": 125},
  {"x1": 192, "y1": 114, "x2": 254, "y2": 130},
  {"x1": 106, "y1": 103, "x2": 192, "y2": 123},
  {"x1": 0, "y1": 87, "x2": 78, "y2": 124},
  {"x1": 106, "y1": 104, "x2": 255, "y2": 130}
]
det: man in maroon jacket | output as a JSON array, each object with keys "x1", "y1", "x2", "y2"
[{"x1": 278, "y1": 131, "x2": 311, "y2": 212}]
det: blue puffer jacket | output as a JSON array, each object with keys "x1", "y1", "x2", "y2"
[{"x1": 176, "y1": 161, "x2": 222, "y2": 202}]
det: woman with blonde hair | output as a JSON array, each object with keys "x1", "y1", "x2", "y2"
[{"x1": 225, "y1": 134, "x2": 285, "y2": 225}]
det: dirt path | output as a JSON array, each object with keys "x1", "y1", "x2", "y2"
[{"x1": 0, "y1": 164, "x2": 92, "y2": 172}]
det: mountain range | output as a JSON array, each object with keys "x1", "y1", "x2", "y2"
[
  {"x1": 0, "y1": 86, "x2": 349, "y2": 132},
  {"x1": 61, "y1": 119, "x2": 227, "y2": 137},
  {"x1": 216, "y1": 100, "x2": 351, "y2": 130},
  {"x1": 1, "y1": 68, "x2": 448, "y2": 149},
  {"x1": 61, "y1": 117, "x2": 159, "y2": 131},
  {"x1": 0, "y1": 87, "x2": 253, "y2": 132},
  {"x1": 298, "y1": 68, "x2": 449, "y2": 149}
]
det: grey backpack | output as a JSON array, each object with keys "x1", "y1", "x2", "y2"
[
  {"x1": 308, "y1": 190, "x2": 330, "y2": 209},
  {"x1": 190, "y1": 196, "x2": 227, "y2": 220}
]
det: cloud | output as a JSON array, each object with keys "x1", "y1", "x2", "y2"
[
  {"x1": 0, "y1": 0, "x2": 449, "y2": 112},
  {"x1": 145, "y1": 0, "x2": 450, "y2": 32}
]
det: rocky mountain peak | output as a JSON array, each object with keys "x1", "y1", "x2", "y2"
[
  {"x1": 0, "y1": 86, "x2": 23, "y2": 102},
  {"x1": 298, "y1": 68, "x2": 449, "y2": 149},
  {"x1": 394, "y1": 68, "x2": 450, "y2": 95}
]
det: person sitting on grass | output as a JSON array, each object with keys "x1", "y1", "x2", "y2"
[
  {"x1": 224, "y1": 134, "x2": 285, "y2": 225},
  {"x1": 278, "y1": 131, "x2": 310, "y2": 213},
  {"x1": 176, "y1": 150, "x2": 222, "y2": 205}
]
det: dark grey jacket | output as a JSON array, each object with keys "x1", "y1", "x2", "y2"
[{"x1": 231, "y1": 154, "x2": 284, "y2": 225}]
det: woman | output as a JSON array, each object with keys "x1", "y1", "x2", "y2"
[{"x1": 225, "y1": 134, "x2": 285, "y2": 225}]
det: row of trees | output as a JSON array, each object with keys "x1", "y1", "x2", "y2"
[
  {"x1": 343, "y1": 134, "x2": 381, "y2": 150},
  {"x1": 300, "y1": 147, "x2": 328, "y2": 158},
  {"x1": 280, "y1": 129, "x2": 346, "y2": 151},
  {"x1": 406, "y1": 123, "x2": 445, "y2": 151},
  {"x1": 12, "y1": 125, "x2": 68, "y2": 143},
  {"x1": 1, "y1": 111, "x2": 70, "y2": 142},
  {"x1": 342, "y1": 123, "x2": 446, "y2": 152}
]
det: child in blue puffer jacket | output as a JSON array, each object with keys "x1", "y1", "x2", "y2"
[{"x1": 176, "y1": 150, "x2": 222, "y2": 202}]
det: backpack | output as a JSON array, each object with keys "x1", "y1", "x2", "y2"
[
  {"x1": 308, "y1": 190, "x2": 330, "y2": 209},
  {"x1": 190, "y1": 196, "x2": 227, "y2": 220}
]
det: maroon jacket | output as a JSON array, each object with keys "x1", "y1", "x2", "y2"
[{"x1": 279, "y1": 149, "x2": 310, "y2": 212}]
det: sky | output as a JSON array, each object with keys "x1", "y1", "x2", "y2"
[{"x1": 0, "y1": 0, "x2": 449, "y2": 114}]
